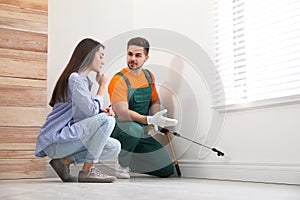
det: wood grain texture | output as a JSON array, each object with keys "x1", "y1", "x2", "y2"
[
  {"x1": 0, "y1": 28, "x2": 47, "y2": 52},
  {"x1": 0, "y1": 48, "x2": 47, "y2": 62},
  {"x1": 0, "y1": 0, "x2": 48, "y2": 12},
  {"x1": 0, "y1": 76, "x2": 46, "y2": 88},
  {"x1": 0, "y1": 17, "x2": 47, "y2": 34},
  {"x1": 0, "y1": 0, "x2": 48, "y2": 179},
  {"x1": 0, "y1": 150, "x2": 36, "y2": 159},
  {"x1": 0, "y1": 143, "x2": 36, "y2": 150},
  {"x1": 0, "y1": 4, "x2": 47, "y2": 23},
  {"x1": 0, "y1": 48, "x2": 47, "y2": 79},
  {"x1": 0, "y1": 127, "x2": 40, "y2": 143},
  {"x1": 0, "y1": 85, "x2": 47, "y2": 106},
  {"x1": 0, "y1": 106, "x2": 47, "y2": 126},
  {"x1": 0, "y1": 159, "x2": 46, "y2": 179}
]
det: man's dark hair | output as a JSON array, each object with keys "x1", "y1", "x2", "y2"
[{"x1": 127, "y1": 37, "x2": 150, "y2": 55}]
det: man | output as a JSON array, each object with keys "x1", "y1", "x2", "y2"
[{"x1": 108, "y1": 37, "x2": 178, "y2": 178}]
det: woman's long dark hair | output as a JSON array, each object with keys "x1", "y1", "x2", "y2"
[{"x1": 49, "y1": 38, "x2": 104, "y2": 107}]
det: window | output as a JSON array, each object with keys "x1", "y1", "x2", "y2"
[{"x1": 214, "y1": 0, "x2": 300, "y2": 109}]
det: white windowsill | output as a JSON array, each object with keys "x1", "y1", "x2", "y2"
[{"x1": 212, "y1": 94, "x2": 300, "y2": 112}]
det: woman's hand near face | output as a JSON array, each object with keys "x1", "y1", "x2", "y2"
[
  {"x1": 96, "y1": 72, "x2": 108, "y2": 85},
  {"x1": 96, "y1": 72, "x2": 108, "y2": 98}
]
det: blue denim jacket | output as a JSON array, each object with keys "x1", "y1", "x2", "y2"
[{"x1": 35, "y1": 72, "x2": 103, "y2": 157}]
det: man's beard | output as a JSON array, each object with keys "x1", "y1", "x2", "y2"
[{"x1": 127, "y1": 62, "x2": 143, "y2": 71}]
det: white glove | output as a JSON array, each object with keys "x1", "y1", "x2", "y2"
[{"x1": 147, "y1": 109, "x2": 178, "y2": 131}]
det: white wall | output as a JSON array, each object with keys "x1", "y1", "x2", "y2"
[
  {"x1": 49, "y1": 0, "x2": 300, "y2": 184},
  {"x1": 48, "y1": 0, "x2": 133, "y2": 109},
  {"x1": 130, "y1": 0, "x2": 300, "y2": 185}
]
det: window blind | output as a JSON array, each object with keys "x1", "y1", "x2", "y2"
[{"x1": 214, "y1": 0, "x2": 300, "y2": 108}]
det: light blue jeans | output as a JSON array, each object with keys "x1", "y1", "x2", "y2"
[{"x1": 44, "y1": 113, "x2": 121, "y2": 164}]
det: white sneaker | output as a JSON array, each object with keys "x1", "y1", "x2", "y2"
[{"x1": 115, "y1": 162, "x2": 130, "y2": 179}]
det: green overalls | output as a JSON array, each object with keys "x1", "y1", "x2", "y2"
[{"x1": 111, "y1": 69, "x2": 174, "y2": 177}]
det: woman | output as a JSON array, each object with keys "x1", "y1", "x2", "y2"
[{"x1": 35, "y1": 38, "x2": 120, "y2": 183}]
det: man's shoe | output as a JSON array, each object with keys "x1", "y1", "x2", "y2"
[
  {"x1": 115, "y1": 162, "x2": 130, "y2": 179},
  {"x1": 49, "y1": 159, "x2": 77, "y2": 182},
  {"x1": 78, "y1": 168, "x2": 116, "y2": 183}
]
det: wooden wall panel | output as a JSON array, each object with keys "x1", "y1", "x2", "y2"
[
  {"x1": 0, "y1": 17, "x2": 47, "y2": 34},
  {"x1": 0, "y1": 3, "x2": 47, "y2": 23},
  {"x1": 0, "y1": 0, "x2": 48, "y2": 12},
  {"x1": 0, "y1": 107, "x2": 47, "y2": 127},
  {"x1": 0, "y1": 127, "x2": 40, "y2": 143},
  {"x1": 0, "y1": 0, "x2": 48, "y2": 179},
  {"x1": 0, "y1": 48, "x2": 47, "y2": 79},
  {"x1": 0, "y1": 48, "x2": 47, "y2": 62},
  {"x1": 0, "y1": 28, "x2": 47, "y2": 52},
  {"x1": 0, "y1": 85, "x2": 46, "y2": 106},
  {"x1": 0, "y1": 151, "x2": 36, "y2": 159},
  {"x1": 0, "y1": 143, "x2": 36, "y2": 151},
  {"x1": 0, "y1": 76, "x2": 46, "y2": 88},
  {"x1": 0, "y1": 159, "x2": 46, "y2": 179}
]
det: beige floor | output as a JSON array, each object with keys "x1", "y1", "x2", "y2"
[{"x1": 0, "y1": 176, "x2": 299, "y2": 200}]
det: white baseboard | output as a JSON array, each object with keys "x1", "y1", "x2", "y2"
[
  {"x1": 46, "y1": 159, "x2": 300, "y2": 185},
  {"x1": 177, "y1": 160, "x2": 300, "y2": 185}
]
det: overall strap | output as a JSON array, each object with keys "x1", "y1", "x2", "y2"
[
  {"x1": 142, "y1": 69, "x2": 153, "y2": 86},
  {"x1": 117, "y1": 69, "x2": 153, "y2": 87},
  {"x1": 116, "y1": 71, "x2": 131, "y2": 86}
]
